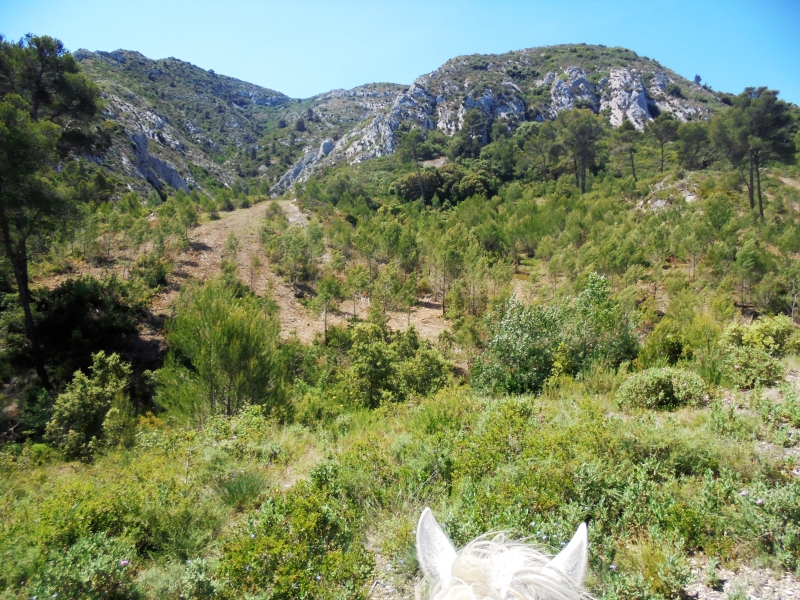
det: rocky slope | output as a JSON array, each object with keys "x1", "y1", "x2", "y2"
[
  {"x1": 76, "y1": 48, "x2": 407, "y2": 197},
  {"x1": 76, "y1": 44, "x2": 729, "y2": 198},
  {"x1": 75, "y1": 49, "x2": 295, "y2": 195},
  {"x1": 271, "y1": 44, "x2": 729, "y2": 192}
]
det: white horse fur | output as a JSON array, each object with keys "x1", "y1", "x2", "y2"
[{"x1": 416, "y1": 508, "x2": 590, "y2": 600}]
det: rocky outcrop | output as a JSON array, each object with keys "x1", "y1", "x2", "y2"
[
  {"x1": 599, "y1": 69, "x2": 652, "y2": 129},
  {"x1": 131, "y1": 133, "x2": 189, "y2": 192},
  {"x1": 647, "y1": 72, "x2": 699, "y2": 122},
  {"x1": 532, "y1": 66, "x2": 708, "y2": 130},
  {"x1": 272, "y1": 138, "x2": 339, "y2": 192},
  {"x1": 541, "y1": 67, "x2": 600, "y2": 118},
  {"x1": 271, "y1": 77, "x2": 530, "y2": 194}
]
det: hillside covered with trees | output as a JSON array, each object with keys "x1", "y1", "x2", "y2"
[{"x1": 2, "y1": 33, "x2": 800, "y2": 599}]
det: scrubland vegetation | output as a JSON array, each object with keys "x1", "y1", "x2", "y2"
[{"x1": 2, "y1": 34, "x2": 800, "y2": 599}]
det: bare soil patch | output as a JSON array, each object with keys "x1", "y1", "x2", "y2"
[{"x1": 154, "y1": 200, "x2": 449, "y2": 344}]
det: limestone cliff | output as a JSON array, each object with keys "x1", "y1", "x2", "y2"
[{"x1": 270, "y1": 44, "x2": 726, "y2": 194}]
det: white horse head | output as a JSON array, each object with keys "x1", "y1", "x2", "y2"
[{"x1": 416, "y1": 508, "x2": 590, "y2": 600}]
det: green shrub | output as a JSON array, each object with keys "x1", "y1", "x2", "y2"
[
  {"x1": 720, "y1": 316, "x2": 794, "y2": 388},
  {"x1": 723, "y1": 345, "x2": 783, "y2": 389},
  {"x1": 474, "y1": 274, "x2": 638, "y2": 394},
  {"x1": 396, "y1": 345, "x2": 451, "y2": 397},
  {"x1": 33, "y1": 276, "x2": 142, "y2": 382},
  {"x1": 616, "y1": 367, "x2": 709, "y2": 410},
  {"x1": 345, "y1": 324, "x2": 450, "y2": 407},
  {"x1": 218, "y1": 482, "x2": 373, "y2": 598},
  {"x1": 156, "y1": 277, "x2": 285, "y2": 419},
  {"x1": 179, "y1": 558, "x2": 218, "y2": 599},
  {"x1": 28, "y1": 532, "x2": 137, "y2": 600},
  {"x1": 45, "y1": 351, "x2": 133, "y2": 461},
  {"x1": 215, "y1": 471, "x2": 266, "y2": 511},
  {"x1": 722, "y1": 315, "x2": 795, "y2": 358},
  {"x1": 638, "y1": 317, "x2": 688, "y2": 367},
  {"x1": 132, "y1": 252, "x2": 171, "y2": 288},
  {"x1": 472, "y1": 298, "x2": 561, "y2": 394},
  {"x1": 734, "y1": 480, "x2": 800, "y2": 570}
]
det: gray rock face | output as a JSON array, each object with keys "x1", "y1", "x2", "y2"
[
  {"x1": 271, "y1": 76, "x2": 530, "y2": 194},
  {"x1": 599, "y1": 68, "x2": 652, "y2": 129},
  {"x1": 647, "y1": 72, "x2": 699, "y2": 121},
  {"x1": 272, "y1": 52, "x2": 718, "y2": 194},
  {"x1": 319, "y1": 139, "x2": 334, "y2": 157},
  {"x1": 543, "y1": 68, "x2": 599, "y2": 117},
  {"x1": 533, "y1": 66, "x2": 704, "y2": 130},
  {"x1": 272, "y1": 146, "x2": 321, "y2": 192},
  {"x1": 131, "y1": 133, "x2": 189, "y2": 192}
]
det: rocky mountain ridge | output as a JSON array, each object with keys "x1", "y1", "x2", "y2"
[
  {"x1": 275, "y1": 44, "x2": 728, "y2": 192},
  {"x1": 75, "y1": 44, "x2": 730, "y2": 198}
]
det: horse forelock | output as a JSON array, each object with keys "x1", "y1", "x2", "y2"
[{"x1": 418, "y1": 534, "x2": 590, "y2": 600}]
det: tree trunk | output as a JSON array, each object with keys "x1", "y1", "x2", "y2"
[
  {"x1": 574, "y1": 158, "x2": 579, "y2": 188},
  {"x1": 630, "y1": 149, "x2": 637, "y2": 182},
  {"x1": 660, "y1": 143, "x2": 665, "y2": 173},
  {"x1": 0, "y1": 210, "x2": 51, "y2": 390},
  {"x1": 580, "y1": 160, "x2": 587, "y2": 194},
  {"x1": 441, "y1": 270, "x2": 446, "y2": 317},
  {"x1": 755, "y1": 156, "x2": 764, "y2": 219},
  {"x1": 414, "y1": 148, "x2": 426, "y2": 206},
  {"x1": 323, "y1": 304, "x2": 328, "y2": 345},
  {"x1": 748, "y1": 149, "x2": 755, "y2": 210}
]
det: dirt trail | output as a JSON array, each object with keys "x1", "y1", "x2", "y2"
[
  {"x1": 153, "y1": 200, "x2": 448, "y2": 343},
  {"x1": 779, "y1": 176, "x2": 800, "y2": 191},
  {"x1": 151, "y1": 200, "x2": 312, "y2": 339}
]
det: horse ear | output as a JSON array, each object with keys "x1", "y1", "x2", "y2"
[
  {"x1": 547, "y1": 522, "x2": 589, "y2": 585},
  {"x1": 416, "y1": 507, "x2": 457, "y2": 586}
]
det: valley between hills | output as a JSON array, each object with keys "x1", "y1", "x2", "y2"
[{"x1": 2, "y1": 34, "x2": 800, "y2": 600}]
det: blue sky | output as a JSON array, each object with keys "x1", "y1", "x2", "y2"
[{"x1": 2, "y1": 0, "x2": 799, "y2": 104}]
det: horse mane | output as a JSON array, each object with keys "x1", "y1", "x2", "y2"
[{"x1": 416, "y1": 508, "x2": 590, "y2": 600}]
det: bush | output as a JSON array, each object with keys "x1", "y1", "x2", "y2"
[
  {"x1": 722, "y1": 315, "x2": 795, "y2": 358},
  {"x1": 33, "y1": 276, "x2": 142, "y2": 382},
  {"x1": 215, "y1": 471, "x2": 266, "y2": 511},
  {"x1": 723, "y1": 345, "x2": 783, "y2": 389},
  {"x1": 473, "y1": 274, "x2": 638, "y2": 394},
  {"x1": 666, "y1": 82, "x2": 684, "y2": 98},
  {"x1": 471, "y1": 298, "x2": 561, "y2": 394},
  {"x1": 218, "y1": 482, "x2": 373, "y2": 598},
  {"x1": 28, "y1": 532, "x2": 137, "y2": 600},
  {"x1": 45, "y1": 351, "x2": 133, "y2": 461},
  {"x1": 616, "y1": 367, "x2": 709, "y2": 410},
  {"x1": 638, "y1": 317, "x2": 688, "y2": 367},
  {"x1": 720, "y1": 316, "x2": 794, "y2": 388},
  {"x1": 156, "y1": 277, "x2": 285, "y2": 419},
  {"x1": 345, "y1": 324, "x2": 451, "y2": 407},
  {"x1": 132, "y1": 252, "x2": 171, "y2": 288}
]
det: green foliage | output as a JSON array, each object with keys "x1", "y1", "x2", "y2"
[
  {"x1": 44, "y1": 351, "x2": 133, "y2": 461},
  {"x1": 218, "y1": 482, "x2": 373, "y2": 599},
  {"x1": 132, "y1": 251, "x2": 172, "y2": 288},
  {"x1": 156, "y1": 277, "x2": 285, "y2": 419},
  {"x1": 0, "y1": 35, "x2": 102, "y2": 389},
  {"x1": 4, "y1": 39, "x2": 800, "y2": 600},
  {"x1": 262, "y1": 217, "x2": 323, "y2": 285},
  {"x1": 345, "y1": 324, "x2": 450, "y2": 407},
  {"x1": 28, "y1": 532, "x2": 137, "y2": 600},
  {"x1": 474, "y1": 274, "x2": 637, "y2": 394},
  {"x1": 215, "y1": 471, "x2": 266, "y2": 511},
  {"x1": 616, "y1": 367, "x2": 710, "y2": 411},
  {"x1": 35, "y1": 276, "x2": 144, "y2": 379},
  {"x1": 720, "y1": 316, "x2": 794, "y2": 388}
]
